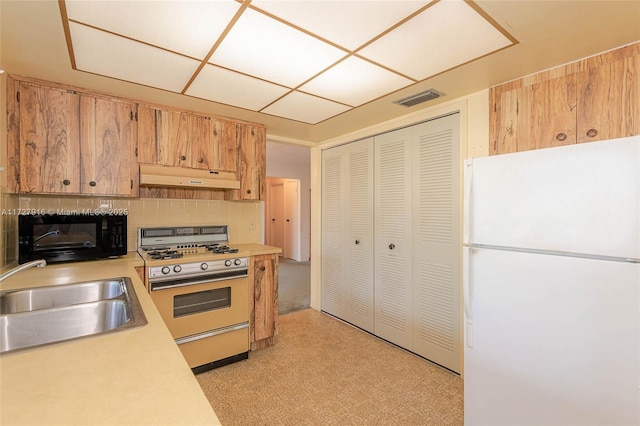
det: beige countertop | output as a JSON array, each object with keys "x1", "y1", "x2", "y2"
[
  {"x1": 0, "y1": 253, "x2": 220, "y2": 426},
  {"x1": 233, "y1": 243, "x2": 282, "y2": 256}
]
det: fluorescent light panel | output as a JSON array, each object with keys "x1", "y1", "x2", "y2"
[{"x1": 62, "y1": 0, "x2": 516, "y2": 124}]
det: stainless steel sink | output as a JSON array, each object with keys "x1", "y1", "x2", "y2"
[
  {"x1": 0, "y1": 277, "x2": 147, "y2": 354},
  {"x1": 0, "y1": 279, "x2": 125, "y2": 314}
]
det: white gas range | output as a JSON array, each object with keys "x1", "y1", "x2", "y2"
[{"x1": 138, "y1": 225, "x2": 250, "y2": 373}]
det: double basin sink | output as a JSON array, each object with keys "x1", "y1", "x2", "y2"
[{"x1": 0, "y1": 277, "x2": 147, "y2": 354}]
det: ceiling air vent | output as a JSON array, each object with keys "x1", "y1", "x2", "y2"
[{"x1": 393, "y1": 89, "x2": 444, "y2": 107}]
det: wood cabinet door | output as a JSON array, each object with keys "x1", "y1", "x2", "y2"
[
  {"x1": 17, "y1": 81, "x2": 80, "y2": 193},
  {"x1": 211, "y1": 119, "x2": 237, "y2": 172},
  {"x1": 80, "y1": 96, "x2": 138, "y2": 196},
  {"x1": 577, "y1": 48, "x2": 640, "y2": 143},
  {"x1": 251, "y1": 254, "x2": 278, "y2": 343},
  {"x1": 137, "y1": 104, "x2": 159, "y2": 164},
  {"x1": 190, "y1": 114, "x2": 213, "y2": 170},
  {"x1": 158, "y1": 110, "x2": 190, "y2": 167},
  {"x1": 490, "y1": 74, "x2": 577, "y2": 154},
  {"x1": 233, "y1": 124, "x2": 266, "y2": 200}
]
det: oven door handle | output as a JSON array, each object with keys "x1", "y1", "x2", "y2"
[
  {"x1": 175, "y1": 322, "x2": 249, "y2": 345},
  {"x1": 150, "y1": 271, "x2": 248, "y2": 290}
]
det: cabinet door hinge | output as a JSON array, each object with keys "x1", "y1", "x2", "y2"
[
  {"x1": 130, "y1": 111, "x2": 134, "y2": 121},
  {"x1": 135, "y1": 112, "x2": 138, "y2": 121},
  {"x1": 130, "y1": 180, "x2": 133, "y2": 189},
  {"x1": 135, "y1": 147, "x2": 138, "y2": 156},
  {"x1": 16, "y1": 91, "x2": 20, "y2": 103}
]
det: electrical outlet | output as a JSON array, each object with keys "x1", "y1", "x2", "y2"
[
  {"x1": 249, "y1": 220, "x2": 256, "y2": 230},
  {"x1": 99, "y1": 200, "x2": 113, "y2": 209}
]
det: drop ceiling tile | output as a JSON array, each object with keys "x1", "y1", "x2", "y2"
[
  {"x1": 65, "y1": 0, "x2": 240, "y2": 59},
  {"x1": 186, "y1": 64, "x2": 290, "y2": 111},
  {"x1": 299, "y1": 56, "x2": 413, "y2": 106},
  {"x1": 262, "y1": 91, "x2": 351, "y2": 124},
  {"x1": 69, "y1": 22, "x2": 199, "y2": 93},
  {"x1": 251, "y1": 0, "x2": 432, "y2": 50},
  {"x1": 210, "y1": 8, "x2": 347, "y2": 88},
  {"x1": 358, "y1": 0, "x2": 513, "y2": 80}
]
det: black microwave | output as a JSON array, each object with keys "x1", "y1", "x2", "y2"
[{"x1": 19, "y1": 214, "x2": 127, "y2": 264}]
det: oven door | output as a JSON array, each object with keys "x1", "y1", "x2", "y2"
[{"x1": 149, "y1": 277, "x2": 248, "y2": 339}]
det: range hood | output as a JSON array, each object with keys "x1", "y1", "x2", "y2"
[{"x1": 139, "y1": 164, "x2": 240, "y2": 190}]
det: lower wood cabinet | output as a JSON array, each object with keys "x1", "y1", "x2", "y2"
[{"x1": 249, "y1": 254, "x2": 278, "y2": 350}]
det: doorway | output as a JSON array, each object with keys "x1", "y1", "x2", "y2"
[{"x1": 266, "y1": 177, "x2": 300, "y2": 260}]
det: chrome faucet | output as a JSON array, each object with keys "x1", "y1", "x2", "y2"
[{"x1": 0, "y1": 259, "x2": 47, "y2": 282}]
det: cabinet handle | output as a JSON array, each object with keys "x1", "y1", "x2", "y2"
[
  {"x1": 389, "y1": 243, "x2": 395, "y2": 250},
  {"x1": 286, "y1": 219, "x2": 290, "y2": 222},
  {"x1": 63, "y1": 179, "x2": 71, "y2": 186},
  {"x1": 555, "y1": 133, "x2": 567, "y2": 141},
  {"x1": 586, "y1": 128, "x2": 598, "y2": 138},
  {"x1": 260, "y1": 266, "x2": 266, "y2": 271},
  {"x1": 89, "y1": 181, "x2": 96, "y2": 187},
  {"x1": 246, "y1": 189, "x2": 252, "y2": 194},
  {"x1": 180, "y1": 155, "x2": 186, "y2": 161},
  {"x1": 272, "y1": 218, "x2": 276, "y2": 222},
  {"x1": 355, "y1": 240, "x2": 360, "y2": 245},
  {"x1": 198, "y1": 158, "x2": 204, "y2": 163}
]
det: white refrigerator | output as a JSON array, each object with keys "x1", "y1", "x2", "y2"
[{"x1": 463, "y1": 136, "x2": 640, "y2": 425}]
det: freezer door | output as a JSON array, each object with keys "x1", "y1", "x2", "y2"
[
  {"x1": 468, "y1": 136, "x2": 640, "y2": 259},
  {"x1": 464, "y1": 248, "x2": 640, "y2": 426}
]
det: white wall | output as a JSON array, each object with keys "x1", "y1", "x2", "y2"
[
  {"x1": 266, "y1": 146, "x2": 311, "y2": 261},
  {"x1": 309, "y1": 89, "x2": 490, "y2": 310}
]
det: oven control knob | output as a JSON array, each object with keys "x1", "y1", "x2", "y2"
[
  {"x1": 200, "y1": 263, "x2": 209, "y2": 271},
  {"x1": 161, "y1": 266, "x2": 170, "y2": 275},
  {"x1": 234, "y1": 258, "x2": 241, "y2": 266},
  {"x1": 173, "y1": 265, "x2": 182, "y2": 273},
  {"x1": 225, "y1": 259, "x2": 232, "y2": 267}
]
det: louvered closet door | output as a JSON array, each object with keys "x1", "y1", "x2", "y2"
[
  {"x1": 411, "y1": 113, "x2": 461, "y2": 373},
  {"x1": 374, "y1": 128, "x2": 413, "y2": 349},
  {"x1": 321, "y1": 148, "x2": 345, "y2": 317},
  {"x1": 343, "y1": 139, "x2": 374, "y2": 332}
]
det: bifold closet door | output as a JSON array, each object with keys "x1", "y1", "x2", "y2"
[
  {"x1": 343, "y1": 140, "x2": 374, "y2": 332},
  {"x1": 411, "y1": 113, "x2": 461, "y2": 373},
  {"x1": 374, "y1": 128, "x2": 413, "y2": 349},
  {"x1": 321, "y1": 139, "x2": 374, "y2": 331},
  {"x1": 321, "y1": 148, "x2": 344, "y2": 318}
]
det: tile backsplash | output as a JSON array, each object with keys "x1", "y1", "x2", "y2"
[{"x1": 1, "y1": 196, "x2": 263, "y2": 267}]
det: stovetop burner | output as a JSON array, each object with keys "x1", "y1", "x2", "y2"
[
  {"x1": 147, "y1": 249, "x2": 184, "y2": 260},
  {"x1": 203, "y1": 244, "x2": 239, "y2": 254}
]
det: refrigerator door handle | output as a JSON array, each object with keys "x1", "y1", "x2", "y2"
[
  {"x1": 463, "y1": 246, "x2": 473, "y2": 348},
  {"x1": 463, "y1": 159, "x2": 473, "y2": 246}
]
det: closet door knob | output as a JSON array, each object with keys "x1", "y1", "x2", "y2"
[
  {"x1": 355, "y1": 240, "x2": 360, "y2": 245},
  {"x1": 388, "y1": 243, "x2": 395, "y2": 250},
  {"x1": 555, "y1": 133, "x2": 567, "y2": 141},
  {"x1": 586, "y1": 128, "x2": 598, "y2": 138},
  {"x1": 63, "y1": 179, "x2": 71, "y2": 186},
  {"x1": 89, "y1": 181, "x2": 97, "y2": 187}
]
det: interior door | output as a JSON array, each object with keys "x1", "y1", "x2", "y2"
[
  {"x1": 374, "y1": 127, "x2": 413, "y2": 349},
  {"x1": 283, "y1": 180, "x2": 299, "y2": 260},
  {"x1": 269, "y1": 182, "x2": 285, "y2": 251},
  {"x1": 411, "y1": 113, "x2": 461, "y2": 373}
]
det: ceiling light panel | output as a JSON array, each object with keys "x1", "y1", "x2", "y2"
[
  {"x1": 262, "y1": 91, "x2": 351, "y2": 124},
  {"x1": 251, "y1": 0, "x2": 432, "y2": 50},
  {"x1": 358, "y1": 0, "x2": 513, "y2": 80},
  {"x1": 69, "y1": 22, "x2": 200, "y2": 93},
  {"x1": 299, "y1": 56, "x2": 413, "y2": 106},
  {"x1": 65, "y1": 0, "x2": 240, "y2": 60},
  {"x1": 186, "y1": 64, "x2": 290, "y2": 111},
  {"x1": 209, "y1": 8, "x2": 347, "y2": 88}
]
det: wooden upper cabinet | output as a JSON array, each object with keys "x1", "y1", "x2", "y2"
[
  {"x1": 576, "y1": 45, "x2": 640, "y2": 143},
  {"x1": 211, "y1": 119, "x2": 237, "y2": 172},
  {"x1": 228, "y1": 124, "x2": 266, "y2": 200},
  {"x1": 79, "y1": 96, "x2": 138, "y2": 196},
  {"x1": 15, "y1": 81, "x2": 81, "y2": 193},
  {"x1": 139, "y1": 106, "x2": 214, "y2": 169},
  {"x1": 490, "y1": 42, "x2": 639, "y2": 155},
  {"x1": 490, "y1": 71, "x2": 577, "y2": 155}
]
